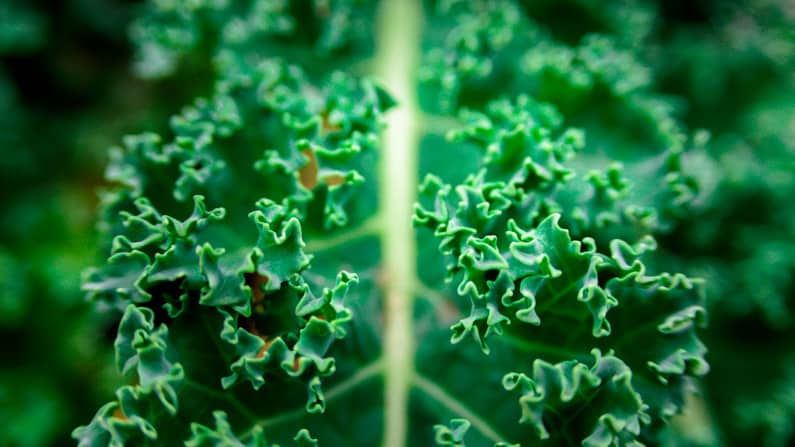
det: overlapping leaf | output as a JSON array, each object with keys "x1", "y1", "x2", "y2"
[
  {"x1": 76, "y1": 42, "x2": 389, "y2": 442},
  {"x1": 414, "y1": 94, "x2": 707, "y2": 444}
]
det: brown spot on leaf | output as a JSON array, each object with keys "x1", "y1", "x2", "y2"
[
  {"x1": 255, "y1": 337, "x2": 274, "y2": 359},
  {"x1": 112, "y1": 405, "x2": 128, "y2": 421},
  {"x1": 324, "y1": 174, "x2": 345, "y2": 186},
  {"x1": 299, "y1": 148, "x2": 320, "y2": 189},
  {"x1": 244, "y1": 317, "x2": 260, "y2": 336},
  {"x1": 298, "y1": 147, "x2": 346, "y2": 189},
  {"x1": 320, "y1": 111, "x2": 342, "y2": 135},
  {"x1": 245, "y1": 272, "x2": 269, "y2": 305}
]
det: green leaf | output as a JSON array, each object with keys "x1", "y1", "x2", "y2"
[{"x1": 74, "y1": 1, "x2": 722, "y2": 446}]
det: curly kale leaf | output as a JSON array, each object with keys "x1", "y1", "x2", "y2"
[{"x1": 75, "y1": 0, "x2": 715, "y2": 445}]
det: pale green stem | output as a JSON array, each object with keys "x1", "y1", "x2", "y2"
[
  {"x1": 305, "y1": 215, "x2": 382, "y2": 252},
  {"x1": 257, "y1": 359, "x2": 384, "y2": 429},
  {"x1": 414, "y1": 280, "x2": 451, "y2": 304},
  {"x1": 374, "y1": 0, "x2": 423, "y2": 446},
  {"x1": 412, "y1": 373, "x2": 509, "y2": 444},
  {"x1": 240, "y1": 359, "x2": 384, "y2": 439}
]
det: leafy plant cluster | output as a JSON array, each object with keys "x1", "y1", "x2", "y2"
[{"x1": 2, "y1": 0, "x2": 793, "y2": 446}]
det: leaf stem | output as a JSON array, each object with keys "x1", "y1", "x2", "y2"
[
  {"x1": 412, "y1": 373, "x2": 509, "y2": 445},
  {"x1": 498, "y1": 332, "x2": 587, "y2": 361},
  {"x1": 257, "y1": 359, "x2": 385, "y2": 429},
  {"x1": 374, "y1": 0, "x2": 423, "y2": 445},
  {"x1": 239, "y1": 359, "x2": 384, "y2": 439},
  {"x1": 182, "y1": 378, "x2": 259, "y2": 424},
  {"x1": 413, "y1": 280, "x2": 451, "y2": 304},
  {"x1": 305, "y1": 215, "x2": 382, "y2": 253}
]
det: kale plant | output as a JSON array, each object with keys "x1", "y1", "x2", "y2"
[{"x1": 3, "y1": 0, "x2": 792, "y2": 446}]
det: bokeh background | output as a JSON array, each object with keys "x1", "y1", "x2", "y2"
[
  {"x1": 0, "y1": 0, "x2": 793, "y2": 445},
  {"x1": 0, "y1": 1, "x2": 188, "y2": 444}
]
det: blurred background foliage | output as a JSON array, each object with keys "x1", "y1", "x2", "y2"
[
  {"x1": 0, "y1": 1, "x2": 179, "y2": 445},
  {"x1": 0, "y1": 0, "x2": 792, "y2": 445}
]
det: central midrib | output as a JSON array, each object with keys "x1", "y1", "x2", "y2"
[{"x1": 373, "y1": 1, "x2": 422, "y2": 447}]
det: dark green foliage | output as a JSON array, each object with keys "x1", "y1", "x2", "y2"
[{"x1": 2, "y1": 0, "x2": 793, "y2": 446}]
